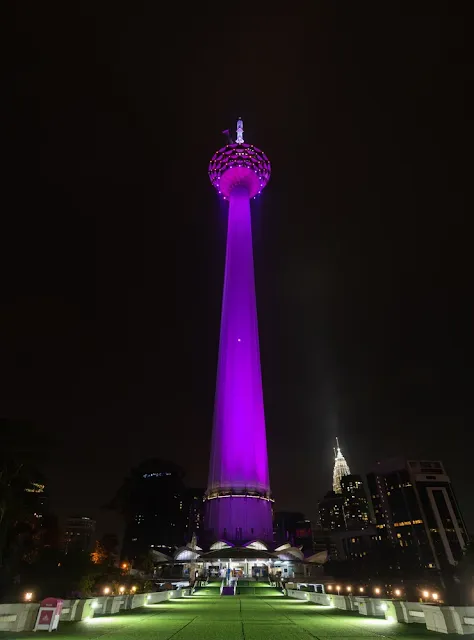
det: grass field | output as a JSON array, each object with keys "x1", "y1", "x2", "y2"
[{"x1": 0, "y1": 589, "x2": 456, "y2": 639}]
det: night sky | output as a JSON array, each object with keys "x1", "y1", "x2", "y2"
[{"x1": 6, "y1": 5, "x2": 471, "y2": 538}]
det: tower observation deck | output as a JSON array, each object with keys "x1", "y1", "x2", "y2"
[{"x1": 205, "y1": 119, "x2": 273, "y2": 544}]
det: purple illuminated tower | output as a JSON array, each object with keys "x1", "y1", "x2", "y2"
[{"x1": 204, "y1": 119, "x2": 273, "y2": 544}]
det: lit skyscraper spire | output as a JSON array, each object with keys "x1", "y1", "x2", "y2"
[{"x1": 333, "y1": 437, "x2": 350, "y2": 494}]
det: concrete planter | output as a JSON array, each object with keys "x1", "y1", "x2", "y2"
[
  {"x1": 307, "y1": 593, "x2": 331, "y2": 606},
  {"x1": 286, "y1": 589, "x2": 307, "y2": 600},
  {"x1": 359, "y1": 598, "x2": 385, "y2": 617},
  {"x1": 146, "y1": 591, "x2": 171, "y2": 604},
  {"x1": 332, "y1": 594, "x2": 355, "y2": 610},
  {"x1": 60, "y1": 599, "x2": 84, "y2": 621},
  {"x1": 129, "y1": 594, "x2": 147, "y2": 609},
  {"x1": 0, "y1": 603, "x2": 40, "y2": 632},
  {"x1": 422, "y1": 605, "x2": 474, "y2": 635}
]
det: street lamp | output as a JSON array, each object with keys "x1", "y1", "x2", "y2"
[
  {"x1": 336, "y1": 585, "x2": 341, "y2": 595},
  {"x1": 374, "y1": 587, "x2": 381, "y2": 595},
  {"x1": 103, "y1": 587, "x2": 110, "y2": 595},
  {"x1": 24, "y1": 592, "x2": 33, "y2": 602},
  {"x1": 119, "y1": 586, "x2": 125, "y2": 594}
]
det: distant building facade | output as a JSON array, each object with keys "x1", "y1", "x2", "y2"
[
  {"x1": 319, "y1": 491, "x2": 346, "y2": 531},
  {"x1": 340, "y1": 474, "x2": 371, "y2": 529},
  {"x1": 120, "y1": 461, "x2": 187, "y2": 561},
  {"x1": 366, "y1": 458, "x2": 469, "y2": 571},
  {"x1": 273, "y1": 511, "x2": 305, "y2": 546},
  {"x1": 64, "y1": 517, "x2": 96, "y2": 553},
  {"x1": 183, "y1": 488, "x2": 205, "y2": 543}
]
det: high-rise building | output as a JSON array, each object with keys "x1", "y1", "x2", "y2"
[
  {"x1": 333, "y1": 438, "x2": 350, "y2": 494},
  {"x1": 273, "y1": 511, "x2": 305, "y2": 546},
  {"x1": 294, "y1": 519, "x2": 315, "y2": 555},
  {"x1": 205, "y1": 119, "x2": 273, "y2": 544},
  {"x1": 340, "y1": 474, "x2": 371, "y2": 529},
  {"x1": 319, "y1": 491, "x2": 346, "y2": 531},
  {"x1": 183, "y1": 488, "x2": 205, "y2": 542},
  {"x1": 118, "y1": 459, "x2": 188, "y2": 561},
  {"x1": 367, "y1": 458, "x2": 469, "y2": 571},
  {"x1": 64, "y1": 516, "x2": 96, "y2": 553}
]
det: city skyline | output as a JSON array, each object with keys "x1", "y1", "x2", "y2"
[{"x1": 5, "y1": 6, "x2": 472, "y2": 540}]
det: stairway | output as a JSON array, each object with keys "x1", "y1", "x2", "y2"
[
  {"x1": 195, "y1": 581, "x2": 222, "y2": 596},
  {"x1": 236, "y1": 580, "x2": 276, "y2": 596}
]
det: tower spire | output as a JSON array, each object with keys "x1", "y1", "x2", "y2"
[
  {"x1": 236, "y1": 117, "x2": 244, "y2": 144},
  {"x1": 333, "y1": 437, "x2": 350, "y2": 493}
]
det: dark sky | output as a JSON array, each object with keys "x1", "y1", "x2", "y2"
[{"x1": 5, "y1": 5, "x2": 471, "y2": 537}]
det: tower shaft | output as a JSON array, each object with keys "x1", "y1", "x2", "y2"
[{"x1": 205, "y1": 186, "x2": 272, "y2": 543}]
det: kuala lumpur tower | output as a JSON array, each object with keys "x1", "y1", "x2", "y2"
[{"x1": 205, "y1": 119, "x2": 273, "y2": 544}]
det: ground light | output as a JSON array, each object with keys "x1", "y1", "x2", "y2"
[{"x1": 91, "y1": 601, "x2": 99, "y2": 609}]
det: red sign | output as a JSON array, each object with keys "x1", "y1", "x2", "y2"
[{"x1": 39, "y1": 610, "x2": 54, "y2": 625}]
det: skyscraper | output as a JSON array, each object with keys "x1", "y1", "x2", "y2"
[
  {"x1": 333, "y1": 438, "x2": 350, "y2": 494},
  {"x1": 367, "y1": 458, "x2": 468, "y2": 571},
  {"x1": 205, "y1": 119, "x2": 273, "y2": 544}
]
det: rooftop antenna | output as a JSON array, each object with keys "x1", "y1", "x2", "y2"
[{"x1": 236, "y1": 117, "x2": 244, "y2": 144}]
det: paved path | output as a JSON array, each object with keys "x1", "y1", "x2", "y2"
[{"x1": 2, "y1": 593, "x2": 447, "y2": 639}]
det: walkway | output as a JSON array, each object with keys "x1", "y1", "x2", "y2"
[{"x1": 1, "y1": 591, "x2": 450, "y2": 639}]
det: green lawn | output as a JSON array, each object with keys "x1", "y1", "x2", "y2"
[{"x1": 1, "y1": 593, "x2": 459, "y2": 639}]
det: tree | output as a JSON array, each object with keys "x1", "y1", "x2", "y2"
[{"x1": 0, "y1": 422, "x2": 50, "y2": 556}]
